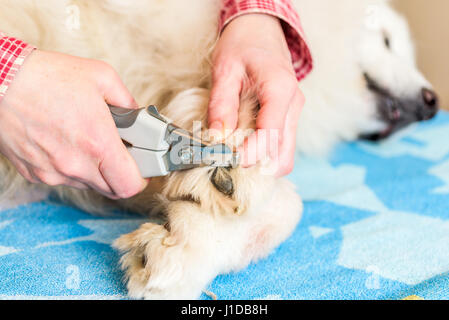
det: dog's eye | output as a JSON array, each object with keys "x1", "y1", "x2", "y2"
[
  {"x1": 384, "y1": 36, "x2": 391, "y2": 49},
  {"x1": 383, "y1": 31, "x2": 391, "y2": 50}
]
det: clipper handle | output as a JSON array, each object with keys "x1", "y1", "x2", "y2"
[
  {"x1": 109, "y1": 105, "x2": 143, "y2": 129},
  {"x1": 108, "y1": 105, "x2": 171, "y2": 177}
]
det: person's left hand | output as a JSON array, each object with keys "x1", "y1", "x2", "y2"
[{"x1": 208, "y1": 13, "x2": 305, "y2": 176}]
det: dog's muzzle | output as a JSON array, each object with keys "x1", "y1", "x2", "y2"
[{"x1": 360, "y1": 73, "x2": 439, "y2": 141}]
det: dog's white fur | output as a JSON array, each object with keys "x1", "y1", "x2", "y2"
[{"x1": 0, "y1": 0, "x2": 430, "y2": 299}]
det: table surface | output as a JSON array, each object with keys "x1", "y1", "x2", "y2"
[{"x1": 1, "y1": 112, "x2": 449, "y2": 300}]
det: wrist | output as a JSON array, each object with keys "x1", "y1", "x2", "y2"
[
  {"x1": 222, "y1": 13, "x2": 291, "y2": 63},
  {"x1": 226, "y1": 13, "x2": 283, "y2": 37}
]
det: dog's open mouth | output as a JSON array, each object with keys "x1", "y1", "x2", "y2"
[{"x1": 360, "y1": 73, "x2": 439, "y2": 141}]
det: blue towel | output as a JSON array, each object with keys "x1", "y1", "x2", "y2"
[{"x1": 1, "y1": 112, "x2": 449, "y2": 300}]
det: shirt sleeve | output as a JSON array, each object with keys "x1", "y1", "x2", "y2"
[
  {"x1": 0, "y1": 32, "x2": 36, "y2": 100},
  {"x1": 219, "y1": 0, "x2": 313, "y2": 82}
]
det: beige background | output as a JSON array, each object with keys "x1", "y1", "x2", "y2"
[{"x1": 394, "y1": 0, "x2": 449, "y2": 109}]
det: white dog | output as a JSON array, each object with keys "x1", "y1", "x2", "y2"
[
  {"x1": 0, "y1": 0, "x2": 437, "y2": 299},
  {"x1": 296, "y1": 0, "x2": 438, "y2": 155}
]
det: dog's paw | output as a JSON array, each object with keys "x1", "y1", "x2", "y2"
[{"x1": 113, "y1": 223, "x2": 205, "y2": 300}]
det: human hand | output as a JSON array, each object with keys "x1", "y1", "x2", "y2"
[
  {"x1": 208, "y1": 14, "x2": 305, "y2": 176},
  {"x1": 0, "y1": 50, "x2": 147, "y2": 199}
]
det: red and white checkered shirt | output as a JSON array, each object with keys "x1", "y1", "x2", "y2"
[
  {"x1": 0, "y1": 0, "x2": 312, "y2": 101},
  {"x1": 0, "y1": 32, "x2": 35, "y2": 99}
]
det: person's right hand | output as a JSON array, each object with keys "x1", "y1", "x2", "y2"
[{"x1": 0, "y1": 50, "x2": 147, "y2": 199}]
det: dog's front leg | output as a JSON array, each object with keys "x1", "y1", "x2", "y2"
[{"x1": 114, "y1": 199, "x2": 246, "y2": 300}]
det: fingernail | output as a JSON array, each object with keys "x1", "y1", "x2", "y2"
[
  {"x1": 210, "y1": 121, "x2": 223, "y2": 131},
  {"x1": 130, "y1": 99, "x2": 140, "y2": 109},
  {"x1": 237, "y1": 146, "x2": 249, "y2": 168},
  {"x1": 141, "y1": 179, "x2": 149, "y2": 191},
  {"x1": 209, "y1": 121, "x2": 224, "y2": 142}
]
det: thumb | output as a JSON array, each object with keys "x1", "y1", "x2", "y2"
[
  {"x1": 100, "y1": 135, "x2": 148, "y2": 199},
  {"x1": 208, "y1": 65, "x2": 243, "y2": 140},
  {"x1": 99, "y1": 100, "x2": 148, "y2": 198},
  {"x1": 101, "y1": 66, "x2": 139, "y2": 109}
]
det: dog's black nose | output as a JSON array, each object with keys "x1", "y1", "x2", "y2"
[
  {"x1": 420, "y1": 88, "x2": 439, "y2": 120},
  {"x1": 422, "y1": 88, "x2": 439, "y2": 109}
]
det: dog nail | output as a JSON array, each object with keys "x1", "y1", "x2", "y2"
[
  {"x1": 211, "y1": 167, "x2": 234, "y2": 197},
  {"x1": 162, "y1": 236, "x2": 176, "y2": 247}
]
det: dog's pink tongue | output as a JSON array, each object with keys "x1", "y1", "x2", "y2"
[{"x1": 391, "y1": 109, "x2": 401, "y2": 121}]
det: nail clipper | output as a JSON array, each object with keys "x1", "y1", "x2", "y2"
[{"x1": 109, "y1": 105, "x2": 240, "y2": 178}]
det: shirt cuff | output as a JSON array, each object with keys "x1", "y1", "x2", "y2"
[
  {"x1": 0, "y1": 34, "x2": 36, "y2": 100},
  {"x1": 219, "y1": 0, "x2": 313, "y2": 82}
]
